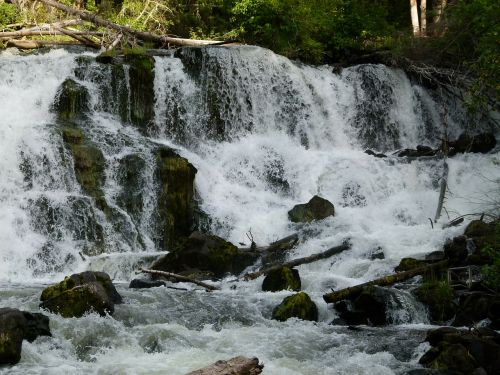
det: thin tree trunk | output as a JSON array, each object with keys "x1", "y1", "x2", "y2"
[
  {"x1": 139, "y1": 268, "x2": 220, "y2": 291},
  {"x1": 37, "y1": 0, "x2": 225, "y2": 47},
  {"x1": 434, "y1": 0, "x2": 447, "y2": 23},
  {"x1": 420, "y1": 0, "x2": 427, "y2": 36},
  {"x1": 186, "y1": 356, "x2": 263, "y2": 375},
  {"x1": 244, "y1": 243, "x2": 350, "y2": 280},
  {"x1": 434, "y1": 160, "x2": 448, "y2": 222},
  {"x1": 323, "y1": 260, "x2": 448, "y2": 303},
  {"x1": 410, "y1": 0, "x2": 420, "y2": 36}
]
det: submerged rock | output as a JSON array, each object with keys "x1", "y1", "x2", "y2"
[
  {"x1": 129, "y1": 279, "x2": 166, "y2": 289},
  {"x1": 288, "y1": 195, "x2": 335, "y2": 223},
  {"x1": 272, "y1": 292, "x2": 318, "y2": 322},
  {"x1": 151, "y1": 231, "x2": 259, "y2": 279},
  {"x1": 40, "y1": 271, "x2": 121, "y2": 318},
  {"x1": 0, "y1": 308, "x2": 51, "y2": 365},
  {"x1": 262, "y1": 267, "x2": 301, "y2": 292}
]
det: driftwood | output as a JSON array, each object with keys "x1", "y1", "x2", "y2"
[
  {"x1": 434, "y1": 160, "x2": 449, "y2": 222},
  {"x1": 186, "y1": 356, "x2": 263, "y2": 375},
  {"x1": 323, "y1": 260, "x2": 448, "y2": 303},
  {"x1": 38, "y1": 0, "x2": 225, "y2": 47},
  {"x1": 139, "y1": 268, "x2": 220, "y2": 291},
  {"x1": 52, "y1": 26, "x2": 100, "y2": 48},
  {"x1": 5, "y1": 39, "x2": 85, "y2": 48},
  {"x1": 245, "y1": 242, "x2": 350, "y2": 280},
  {"x1": 0, "y1": 29, "x2": 104, "y2": 38}
]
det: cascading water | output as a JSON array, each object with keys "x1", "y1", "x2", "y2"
[{"x1": 0, "y1": 46, "x2": 498, "y2": 374}]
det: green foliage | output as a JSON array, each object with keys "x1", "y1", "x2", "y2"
[
  {"x1": 481, "y1": 222, "x2": 500, "y2": 292},
  {"x1": 0, "y1": 1, "x2": 20, "y2": 29},
  {"x1": 415, "y1": 280, "x2": 456, "y2": 322}
]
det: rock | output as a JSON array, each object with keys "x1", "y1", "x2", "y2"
[
  {"x1": 414, "y1": 281, "x2": 456, "y2": 323},
  {"x1": 51, "y1": 78, "x2": 90, "y2": 123},
  {"x1": 333, "y1": 300, "x2": 370, "y2": 325},
  {"x1": 40, "y1": 271, "x2": 121, "y2": 317},
  {"x1": 352, "y1": 286, "x2": 391, "y2": 326},
  {"x1": 288, "y1": 195, "x2": 335, "y2": 223},
  {"x1": 426, "y1": 251, "x2": 446, "y2": 262},
  {"x1": 452, "y1": 292, "x2": 493, "y2": 327},
  {"x1": 443, "y1": 236, "x2": 468, "y2": 266},
  {"x1": 151, "y1": 232, "x2": 259, "y2": 279},
  {"x1": 262, "y1": 267, "x2": 301, "y2": 292},
  {"x1": 395, "y1": 257, "x2": 426, "y2": 272},
  {"x1": 364, "y1": 149, "x2": 387, "y2": 158},
  {"x1": 464, "y1": 220, "x2": 499, "y2": 266},
  {"x1": 272, "y1": 292, "x2": 318, "y2": 322},
  {"x1": 155, "y1": 146, "x2": 197, "y2": 250},
  {"x1": 447, "y1": 133, "x2": 496, "y2": 156},
  {"x1": 186, "y1": 356, "x2": 263, "y2": 375},
  {"x1": 116, "y1": 154, "x2": 146, "y2": 223},
  {"x1": 129, "y1": 279, "x2": 166, "y2": 289},
  {"x1": 0, "y1": 308, "x2": 51, "y2": 365},
  {"x1": 420, "y1": 327, "x2": 500, "y2": 375},
  {"x1": 398, "y1": 145, "x2": 437, "y2": 157}
]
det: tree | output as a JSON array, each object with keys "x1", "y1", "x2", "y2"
[
  {"x1": 420, "y1": 0, "x2": 426, "y2": 36},
  {"x1": 410, "y1": 0, "x2": 420, "y2": 36}
]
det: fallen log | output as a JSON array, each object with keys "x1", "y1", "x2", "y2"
[
  {"x1": 245, "y1": 242, "x2": 350, "y2": 280},
  {"x1": 38, "y1": 0, "x2": 225, "y2": 47},
  {"x1": 323, "y1": 259, "x2": 448, "y2": 304},
  {"x1": 239, "y1": 233, "x2": 299, "y2": 254},
  {"x1": 139, "y1": 268, "x2": 220, "y2": 291},
  {"x1": 0, "y1": 30, "x2": 104, "y2": 38},
  {"x1": 186, "y1": 356, "x2": 263, "y2": 375},
  {"x1": 5, "y1": 39, "x2": 85, "y2": 49},
  {"x1": 52, "y1": 26, "x2": 100, "y2": 48}
]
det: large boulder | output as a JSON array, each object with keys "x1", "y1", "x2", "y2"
[
  {"x1": 0, "y1": 308, "x2": 51, "y2": 365},
  {"x1": 452, "y1": 292, "x2": 497, "y2": 327},
  {"x1": 40, "y1": 271, "x2": 122, "y2": 318},
  {"x1": 155, "y1": 146, "x2": 197, "y2": 250},
  {"x1": 419, "y1": 327, "x2": 500, "y2": 375},
  {"x1": 151, "y1": 232, "x2": 259, "y2": 279},
  {"x1": 262, "y1": 267, "x2": 301, "y2": 292},
  {"x1": 272, "y1": 292, "x2": 318, "y2": 322},
  {"x1": 447, "y1": 132, "x2": 496, "y2": 156},
  {"x1": 288, "y1": 195, "x2": 335, "y2": 223}
]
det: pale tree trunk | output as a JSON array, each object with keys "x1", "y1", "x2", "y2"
[
  {"x1": 410, "y1": 0, "x2": 420, "y2": 36},
  {"x1": 434, "y1": 0, "x2": 447, "y2": 23},
  {"x1": 420, "y1": 0, "x2": 427, "y2": 36}
]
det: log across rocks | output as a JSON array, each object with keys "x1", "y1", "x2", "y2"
[
  {"x1": 0, "y1": 308, "x2": 51, "y2": 365},
  {"x1": 39, "y1": 271, "x2": 122, "y2": 317}
]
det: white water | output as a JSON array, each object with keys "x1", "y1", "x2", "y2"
[{"x1": 0, "y1": 46, "x2": 498, "y2": 374}]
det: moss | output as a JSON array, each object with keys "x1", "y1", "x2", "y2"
[
  {"x1": 414, "y1": 281, "x2": 456, "y2": 323},
  {"x1": 61, "y1": 127, "x2": 85, "y2": 145},
  {"x1": 395, "y1": 257, "x2": 425, "y2": 272},
  {"x1": 272, "y1": 292, "x2": 318, "y2": 322},
  {"x1": 428, "y1": 343, "x2": 477, "y2": 373},
  {"x1": 262, "y1": 267, "x2": 301, "y2": 292},
  {"x1": 51, "y1": 79, "x2": 89, "y2": 123},
  {"x1": 40, "y1": 276, "x2": 76, "y2": 302}
]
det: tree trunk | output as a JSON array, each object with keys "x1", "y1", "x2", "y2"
[
  {"x1": 139, "y1": 268, "x2": 220, "y2": 291},
  {"x1": 420, "y1": 0, "x2": 427, "y2": 36},
  {"x1": 434, "y1": 160, "x2": 448, "y2": 222},
  {"x1": 410, "y1": 0, "x2": 420, "y2": 36},
  {"x1": 323, "y1": 260, "x2": 448, "y2": 303},
  {"x1": 186, "y1": 356, "x2": 263, "y2": 375},
  {"x1": 37, "y1": 0, "x2": 225, "y2": 47},
  {"x1": 244, "y1": 242, "x2": 350, "y2": 280},
  {"x1": 434, "y1": 0, "x2": 447, "y2": 24}
]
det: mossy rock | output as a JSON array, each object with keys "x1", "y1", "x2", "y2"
[
  {"x1": 155, "y1": 147, "x2": 197, "y2": 250},
  {"x1": 40, "y1": 282, "x2": 114, "y2": 318},
  {"x1": 414, "y1": 281, "x2": 456, "y2": 323},
  {"x1": 61, "y1": 126, "x2": 85, "y2": 145},
  {"x1": 288, "y1": 195, "x2": 335, "y2": 223},
  {"x1": 272, "y1": 292, "x2": 318, "y2": 322},
  {"x1": 395, "y1": 257, "x2": 426, "y2": 272},
  {"x1": 427, "y1": 343, "x2": 477, "y2": 373},
  {"x1": 151, "y1": 232, "x2": 259, "y2": 279},
  {"x1": 262, "y1": 267, "x2": 301, "y2": 292},
  {"x1": 51, "y1": 78, "x2": 89, "y2": 123},
  {"x1": 40, "y1": 271, "x2": 121, "y2": 305}
]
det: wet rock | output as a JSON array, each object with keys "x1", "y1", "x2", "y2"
[
  {"x1": 262, "y1": 267, "x2": 301, "y2": 292},
  {"x1": 352, "y1": 286, "x2": 391, "y2": 326},
  {"x1": 129, "y1": 279, "x2": 166, "y2": 289},
  {"x1": 0, "y1": 308, "x2": 51, "y2": 365},
  {"x1": 398, "y1": 145, "x2": 437, "y2": 158},
  {"x1": 51, "y1": 78, "x2": 90, "y2": 123},
  {"x1": 151, "y1": 232, "x2": 259, "y2": 279},
  {"x1": 420, "y1": 327, "x2": 500, "y2": 375},
  {"x1": 446, "y1": 133, "x2": 497, "y2": 156},
  {"x1": 364, "y1": 149, "x2": 387, "y2": 158},
  {"x1": 155, "y1": 146, "x2": 197, "y2": 250},
  {"x1": 443, "y1": 236, "x2": 468, "y2": 266},
  {"x1": 452, "y1": 292, "x2": 494, "y2": 327},
  {"x1": 414, "y1": 281, "x2": 456, "y2": 323},
  {"x1": 288, "y1": 195, "x2": 335, "y2": 223},
  {"x1": 425, "y1": 251, "x2": 446, "y2": 262},
  {"x1": 272, "y1": 292, "x2": 318, "y2": 322},
  {"x1": 333, "y1": 300, "x2": 369, "y2": 325},
  {"x1": 369, "y1": 247, "x2": 385, "y2": 260},
  {"x1": 395, "y1": 257, "x2": 426, "y2": 272},
  {"x1": 116, "y1": 154, "x2": 146, "y2": 223},
  {"x1": 40, "y1": 271, "x2": 122, "y2": 317}
]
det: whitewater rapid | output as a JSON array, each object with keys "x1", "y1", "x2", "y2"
[{"x1": 0, "y1": 46, "x2": 498, "y2": 374}]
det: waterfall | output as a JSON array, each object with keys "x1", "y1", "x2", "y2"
[{"x1": 0, "y1": 45, "x2": 498, "y2": 374}]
